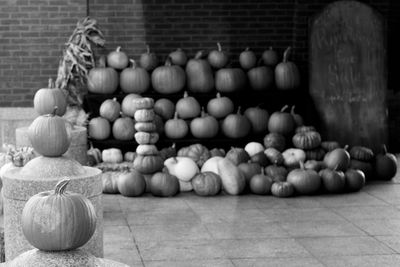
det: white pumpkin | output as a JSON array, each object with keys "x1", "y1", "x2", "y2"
[
  {"x1": 244, "y1": 142, "x2": 265, "y2": 157},
  {"x1": 282, "y1": 148, "x2": 306, "y2": 168},
  {"x1": 200, "y1": 156, "x2": 224, "y2": 174},
  {"x1": 164, "y1": 156, "x2": 199, "y2": 182}
]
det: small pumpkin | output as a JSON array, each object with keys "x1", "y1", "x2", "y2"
[
  {"x1": 175, "y1": 91, "x2": 201, "y2": 119},
  {"x1": 292, "y1": 131, "x2": 321, "y2": 150},
  {"x1": 150, "y1": 172, "x2": 180, "y2": 197},
  {"x1": 244, "y1": 142, "x2": 265, "y2": 157},
  {"x1": 164, "y1": 156, "x2": 199, "y2": 181},
  {"x1": 323, "y1": 146, "x2": 350, "y2": 171},
  {"x1": 221, "y1": 106, "x2": 251, "y2": 139},
  {"x1": 251, "y1": 151, "x2": 269, "y2": 167},
  {"x1": 124, "y1": 151, "x2": 137, "y2": 162},
  {"x1": 134, "y1": 132, "x2": 159, "y2": 145},
  {"x1": 304, "y1": 147, "x2": 326, "y2": 161},
  {"x1": 102, "y1": 148, "x2": 123, "y2": 163},
  {"x1": 21, "y1": 179, "x2": 96, "y2": 251},
  {"x1": 177, "y1": 144, "x2": 211, "y2": 167},
  {"x1": 262, "y1": 46, "x2": 279, "y2": 67},
  {"x1": 139, "y1": 44, "x2": 159, "y2": 71},
  {"x1": 134, "y1": 109, "x2": 155, "y2": 122},
  {"x1": 244, "y1": 106, "x2": 269, "y2": 135},
  {"x1": 286, "y1": 161, "x2": 321, "y2": 195},
  {"x1": 321, "y1": 141, "x2": 341, "y2": 152},
  {"x1": 169, "y1": 48, "x2": 187, "y2": 66},
  {"x1": 186, "y1": 50, "x2": 214, "y2": 93},
  {"x1": 117, "y1": 170, "x2": 146, "y2": 197},
  {"x1": 190, "y1": 108, "x2": 219, "y2": 139},
  {"x1": 275, "y1": 46, "x2": 300, "y2": 90},
  {"x1": 135, "y1": 122, "x2": 157, "y2": 132},
  {"x1": 120, "y1": 59, "x2": 150, "y2": 94},
  {"x1": 264, "y1": 147, "x2": 284, "y2": 165},
  {"x1": 374, "y1": 144, "x2": 397, "y2": 181},
  {"x1": 238, "y1": 161, "x2": 262, "y2": 183},
  {"x1": 304, "y1": 160, "x2": 326, "y2": 172},
  {"x1": 225, "y1": 147, "x2": 250, "y2": 165},
  {"x1": 136, "y1": 144, "x2": 158, "y2": 156},
  {"x1": 247, "y1": 62, "x2": 274, "y2": 91},
  {"x1": 131, "y1": 97, "x2": 155, "y2": 110},
  {"x1": 34, "y1": 78, "x2": 67, "y2": 116},
  {"x1": 319, "y1": 166, "x2": 346, "y2": 193},
  {"x1": 249, "y1": 169, "x2": 274, "y2": 195},
  {"x1": 210, "y1": 148, "x2": 225, "y2": 157},
  {"x1": 271, "y1": 181, "x2": 294, "y2": 198},
  {"x1": 282, "y1": 148, "x2": 306, "y2": 168},
  {"x1": 99, "y1": 97, "x2": 120, "y2": 122},
  {"x1": 349, "y1": 146, "x2": 375, "y2": 162},
  {"x1": 107, "y1": 46, "x2": 129, "y2": 70},
  {"x1": 268, "y1": 105, "x2": 295, "y2": 136},
  {"x1": 133, "y1": 154, "x2": 164, "y2": 174},
  {"x1": 154, "y1": 98, "x2": 175, "y2": 120},
  {"x1": 88, "y1": 116, "x2": 111, "y2": 140},
  {"x1": 112, "y1": 114, "x2": 135, "y2": 141},
  {"x1": 239, "y1": 47, "x2": 257, "y2": 70},
  {"x1": 121, "y1": 93, "x2": 142, "y2": 117},
  {"x1": 345, "y1": 168, "x2": 365, "y2": 191},
  {"x1": 350, "y1": 159, "x2": 374, "y2": 180},
  {"x1": 87, "y1": 56, "x2": 119, "y2": 94},
  {"x1": 87, "y1": 142, "x2": 102, "y2": 166},
  {"x1": 28, "y1": 107, "x2": 71, "y2": 157},
  {"x1": 151, "y1": 57, "x2": 186, "y2": 94},
  {"x1": 208, "y1": 42, "x2": 229, "y2": 69},
  {"x1": 191, "y1": 172, "x2": 222, "y2": 196},
  {"x1": 215, "y1": 67, "x2": 247, "y2": 93},
  {"x1": 206, "y1": 93, "x2": 234, "y2": 119},
  {"x1": 265, "y1": 165, "x2": 288, "y2": 182},
  {"x1": 295, "y1": 125, "x2": 316, "y2": 134},
  {"x1": 263, "y1": 132, "x2": 286, "y2": 152},
  {"x1": 164, "y1": 112, "x2": 189, "y2": 139}
]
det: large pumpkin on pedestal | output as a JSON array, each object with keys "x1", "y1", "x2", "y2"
[
  {"x1": 21, "y1": 179, "x2": 97, "y2": 251},
  {"x1": 275, "y1": 47, "x2": 300, "y2": 90},
  {"x1": 33, "y1": 78, "x2": 67, "y2": 116},
  {"x1": 221, "y1": 107, "x2": 251, "y2": 139},
  {"x1": 87, "y1": 56, "x2": 119, "y2": 94},
  {"x1": 151, "y1": 57, "x2": 186, "y2": 94},
  {"x1": 186, "y1": 50, "x2": 214, "y2": 93}
]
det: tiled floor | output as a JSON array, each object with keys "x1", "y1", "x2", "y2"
[{"x1": 103, "y1": 175, "x2": 400, "y2": 267}]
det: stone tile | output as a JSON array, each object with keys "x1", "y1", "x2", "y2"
[
  {"x1": 103, "y1": 210, "x2": 127, "y2": 226},
  {"x1": 193, "y1": 208, "x2": 270, "y2": 224},
  {"x1": 350, "y1": 219, "x2": 400, "y2": 236},
  {"x1": 126, "y1": 207, "x2": 200, "y2": 226},
  {"x1": 364, "y1": 184, "x2": 400, "y2": 205},
  {"x1": 281, "y1": 197, "x2": 325, "y2": 209},
  {"x1": 119, "y1": 194, "x2": 189, "y2": 212},
  {"x1": 320, "y1": 255, "x2": 400, "y2": 267},
  {"x1": 313, "y1": 191, "x2": 388, "y2": 207},
  {"x1": 375, "y1": 235, "x2": 400, "y2": 253},
  {"x1": 185, "y1": 194, "x2": 268, "y2": 211},
  {"x1": 131, "y1": 223, "x2": 213, "y2": 242},
  {"x1": 102, "y1": 194, "x2": 122, "y2": 212},
  {"x1": 261, "y1": 207, "x2": 346, "y2": 222},
  {"x1": 297, "y1": 236, "x2": 395, "y2": 257},
  {"x1": 231, "y1": 257, "x2": 324, "y2": 267},
  {"x1": 205, "y1": 221, "x2": 289, "y2": 239},
  {"x1": 331, "y1": 206, "x2": 400, "y2": 221},
  {"x1": 103, "y1": 225, "x2": 134, "y2": 244},
  {"x1": 280, "y1": 220, "x2": 366, "y2": 237},
  {"x1": 145, "y1": 259, "x2": 235, "y2": 267}
]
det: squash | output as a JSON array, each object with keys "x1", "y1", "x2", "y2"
[
  {"x1": 286, "y1": 161, "x2": 321, "y2": 195},
  {"x1": 178, "y1": 179, "x2": 193, "y2": 192},
  {"x1": 117, "y1": 170, "x2": 146, "y2": 197},
  {"x1": 249, "y1": 169, "x2": 273, "y2": 195},
  {"x1": 191, "y1": 172, "x2": 222, "y2": 196},
  {"x1": 323, "y1": 146, "x2": 350, "y2": 171},
  {"x1": 21, "y1": 179, "x2": 96, "y2": 251},
  {"x1": 154, "y1": 114, "x2": 164, "y2": 135},
  {"x1": 265, "y1": 165, "x2": 288, "y2": 182},
  {"x1": 345, "y1": 168, "x2": 365, "y2": 191},
  {"x1": 275, "y1": 46, "x2": 300, "y2": 90},
  {"x1": 292, "y1": 131, "x2": 321, "y2": 150},
  {"x1": 295, "y1": 125, "x2": 316, "y2": 134},
  {"x1": 164, "y1": 156, "x2": 199, "y2": 182},
  {"x1": 319, "y1": 167, "x2": 346, "y2": 193},
  {"x1": 268, "y1": 105, "x2": 295, "y2": 136},
  {"x1": 215, "y1": 67, "x2": 246, "y2": 93},
  {"x1": 263, "y1": 132, "x2": 286, "y2": 152},
  {"x1": 133, "y1": 154, "x2": 163, "y2": 174},
  {"x1": 282, "y1": 148, "x2": 306, "y2": 168},
  {"x1": 221, "y1": 107, "x2": 251, "y2": 139},
  {"x1": 271, "y1": 181, "x2": 294, "y2": 197},
  {"x1": 154, "y1": 98, "x2": 175, "y2": 120},
  {"x1": 206, "y1": 93, "x2": 234, "y2": 119},
  {"x1": 169, "y1": 48, "x2": 187, "y2": 66},
  {"x1": 175, "y1": 91, "x2": 201, "y2": 119},
  {"x1": 209, "y1": 148, "x2": 225, "y2": 157},
  {"x1": 164, "y1": 112, "x2": 188, "y2": 139},
  {"x1": 133, "y1": 109, "x2": 154, "y2": 123},
  {"x1": 102, "y1": 148, "x2": 123, "y2": 163},
  {"x1": 120, "y1": 59, "x2": 150, "y2": 94},
  {"x1": 264, "y1": 147, "x2": 284, "y2": 165},
  {"x1": 305, "y1": 147, "x2": 326, "y2": 161},
  {"x1": 190, "y1": 109, "x2": 219, "y2": 139},
  {"x1": 217, "y1": 157, "x2": 246, "y2": 195},
  {"x1": 244, "y1": 106, "x2": 269, "y2": 134},
  {"x1": 150, "y1": 172, "x2": 179, "y2": 197},
  {"x1": 139, "y1": 44, "x2": 159, "y2": 71},
  {"x1": 136, "y1": 144, "x2": 158, "y2": 155},
  {"x1": 225, "y1": 147, "x2": 250, "y2": 165},
  {"x1": 350, "y1": 159, "x2": 373, "y2": 180},
  {"x1": 88, "y1": 117, "x2": 111, "y2": 140},
  {"x1": 99, "y1": 97, "x2": 120, "y2": 122},
  {"x1": 28, "y1": 107, "x2": 71, "y2": 157},
  {"x1": 238, "y1": 161, "x2": 262, "y2": 183},
  {"x1": 87, "y1": 142, "x2": 102, "y2": 166},
  {"x1": 291, "y1": 106, "x2": 304, "y2": 126},
  {"x1": 121, "y1": 93, "x2": 142, "y2": 117},
  {"x1": 159, "y1": 143, "x2": 177, "y2": 161},
  {"x1": 349, "y1": 146, "x2": 374, "y2": 162},
  {"x1": 208, "y1": 42, "x2": 229, "y2": 69},
  {"x1": 176, "y1": 144, "x2": 211, "y2": 167},
  {"x1": 87, "y1": 56, "x2": 119, "y2": 94},
  {"x1": 124, "y1": 151, "x2": 137, "y2": 162},
  {"x1": 112, "y1": 115, "x2": 135, "y2": 141},
  {"x1": 247, "y1": 63, "x2": 274, "y2": 91},
  {"x1": 251, "y1": 151, "x2": 269, "y2": 167},
  {"x1": 374, "y1": 144, "x2": 397, "y2": 181},
  {"x1": 262, "y1": 46, "x2": 279, "y2": 67},
  {"x1": 200, "y1": 156, "x2": 224, "y2": 174},
  {"x1": 131, "y1": 97, "x2": 154, "y2": 110},
  {"x1": 151, "y1": 57, "x2": 186, "y2": 94},
  {"x1": 134, "y1": 132, "x2": 159, "y2": 145},
  {"x1": 186, "y1": 50, "x2": 214, "y2": 93},
  {"x1": 304, "y1": 160, "x2": 326, "y2": 172},
  {"x1": 33, "y1": 78, "x2": 67, "y2": 116},
  {"x1": 107, "y1": 46, "x2": 129, "y2": 70},
  {"x1": 321, "y1": 141, "x2": 341, "y2": 152},
  {"x1": 244, "y1": 142, "x2": 265, "y2": 157},
  {"x1": 135, "y1": 122, "x2": 157, "y2": 133},
  {"x1": 239, "y1": 47, "x2": 257, "y2": 70}
]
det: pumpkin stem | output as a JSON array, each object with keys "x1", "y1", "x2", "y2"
[
  {"x1": 48, "y1": 78, "x2": 55, "y2": 88},
  {"x1": 283, "y1": 47, "x2": 292, "y2": 63},
  {"x1": 98, "y1": 56, "x2": 106, "y2": 68},
  {"x1": 280, "y1": 105, "x2": 289, "y2": 112},
  {"x1": 173, "y1": 111, "x2": 179, "y2": 119},
  {"x1": 54, "y1": 178, "x2": 70, "y2": 195},
  {"x1": 237, "y1": 106, "x2": 242, "y2": 114},
  {"x1": 299, "y1": 160, "x2": 305, "y2": 170},
  {"x1": 172, "y1": 143, "x2": 176, "y2": 149},
  {"x1": 256, "y1": 57, "x2": 264, "y2": 66},
  {"x1": 343, "y1": 145, "x2": 349, "y2": 151},
  {"x1": 216, "y1": 92, "x2": 221, "y2": 98},
  {"x1": 382, "y1": 144, "x2": 388, "y2": 154},
  {"x1": 176, "y1": 48, "x2": 183, "y2": 52},
  {"x1": 200, "y1": 107, "x2": 206, "y2": 117},
  {"x1": 269, "y1": 46, "x2": 273, "y2": 50},
  {"x1": 116, "y1": 46, "x2": 121, "y2": 52},
  {"x1": 194, "y1": 50, "x2": 204, "y2": 59},
  {"x1": 50, "y1": 106, "x2": 58, "y2": 116},
  {"x1": 146, "y1": 44, "x2": 150, "y2": 54},
  {"x1": 165, "y1": 56, "x2": 172, "y2": 66},
  {"x1": 112, "y1": 97, "x2": 118, "y2": 102},
  {"x1": 183, "y1": 91, "x2": 188, "y2": 98},
  {"x1": 333, "y1": 164, "x2": 339, "y2": 171},
  {"x1": 261, "y1": 168, "x2": 265, "y2": 175},
  {"x1": 217, "y1": 42, "x2": 222, "y2": 52},
  {"x1": 244, "y1": 47, "x2": 250, "y2": 51},
  {"x1": 129, "y1": 59, "x2": 137, "y2": 68}
]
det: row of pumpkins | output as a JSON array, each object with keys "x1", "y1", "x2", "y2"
[
  {"x1": 87, "y1": 44, "x2": 300, "y2": 95},
  {"x1": 88, "y1": 92, "x2": 277, "y2": 141}
]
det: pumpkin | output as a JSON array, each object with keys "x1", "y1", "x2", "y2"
[
  {"x1": 286, "y1": 161, "x2": 321, "y2": 195},
  {"x1": 321, "y1": 141, "x2": 341, "y2": 152},
  {"x1": 136, "y1": 144, "x2": 158, "y2": 155},
  {"x1": 323, "y1": 146, "x2": 350, "y2": 171},
  {"x1": 268, "y1": 105, "x2": 295, "y2": 136},
  {"x1": 159, "y1": 143, "x2": 177, "y2": 161},
  {"x1": 350, "y1": 159, "x2": 373, "y2": 180},
  {"x1": 102, "y1": 148, "x2": 123, "y2": 163},
  {"x1": 374, "y1": 144, "x2": 397, "y2": 181},
  {"x1": 263, "y1": 132, "x2": 286, "y2": 152},
  {"x1": 295, "y1": 125, "x2": 316, "y2": 134},
  {"x1": 244, "y1": 142, "x2": 265, "y2": 157},
  {"x1": 265, "y1": 165, "x2": 288, "y2": 182},
  {"x1": 190, "y1": 108, "x2": 219, "y2": 139},
  {"x1": 87, "y1": 56, "x2": 119, "y2": 94},
  {"x1": 345, "y1": 168, "x2": 365, "y2": 191},
  {"x1": 131, "y1": 97, "x2": 154, "y2": 110},
  {"x1": 153, "y1": 114, "x2": 165, "y2": 135},
  {"x1": 292, "y1": 131, "x2": 321, "y2": 150},
  {"x1": 178, "y1": 179, "x2": 193, "y2": 192},
  {"x1": 225, "y1": 147, "x2": 250, "y2": 165},
  {"x1": 215, "y1": 67, "x2": 247, "y2": 93},
  {"x1": 151, "y1": 57, "x2": 186, "y2": 94},
  {"x1": 247, "y1": 63, "x2": 274, "y2": 91},
  {"x1": 34, "y1": 78, "x2": 67, "y2": 116},
  {"x1": 208, "y1": 42, "x2": 229, "y2": 69},
  {"x1": 319, "y1": 167, "x2": 346, "y2": 193},
  {"x1": 120, "y1": 59, "x2": 150, "y2": 94},
  {"x1": 191, "y1": 172, "x2": 222, "y2": 196},
  {"x1": 102, "y1": 172, "x2": 120, "y2": 194},
  {"x1": 206, "y1": 93, "x2": 234, "y2": 119},
  {"x1": 134, "y1": 132, "x2": 159, "y2": 145},
  {"x1": 262, "y1": 46, "x2": 279, "y2": 67},
  {"x1": 121, "y1": 93, "x2": 142, "y2": 117},
  {"x1": 264, "y1": 147, "x2": 284, "y2": 165},
  {"x1": 135, "y1": 122, "x2": 157, "y2": 132},
  {"x1": 217, "y1": 157, "x2": 246, "y2": 195},
  {"x1": 249, "y1": 170, "x2": 273, "y2": 195},
  {"x1": 238, "y1": 161, "x2": 262, "y2": 183},
  {"x1": 150, "y1": 172, "x2": 180, "y2": 197},
  {"x1": 186, "y1": 50, "x2": 214, "y2": 93},
  {"x1": 99, "y1": 97, "x2": 120, "y2": 122},
  {"x1": 210, "y1": 148, "x2": 225, "y2": 157},
  {"x1": 291, "y1": 106, "x2": 304, "y2": 126},
  {"x1": 117, "y1": 170, "x2": 146, "y2": 197},
  {"x1": 21, "y1": 179, "x2": 96, "y2": 251},
  {"x1": 112, "y1": 115, "x2": 135, "y2": 141},
  {"x1": 28, "y1": 107, "x2": 71, "y2": 157},
  {"x1": 282, "y1": 148, "x2": 306, "y2": 168},
  {"x1": 88, "y1": 116, "x2": 111, "y2": 140},
  {"x1": 271, "y1": 181, "x2": 294, "y2": 197},
  {"x1": 175, "y1": 91, "x2": 201, "y2": 119},
  {"x1": 239, "y1": 47, "x2": 257, "y2": 70},
  {"x1": 169, "y1": 48, "x2": 187, "y2": 66},
  {"x1": 305, "y1": 147, "x2": 326, "y2": 161},
  {"x1": 87, "y1": 142, "x2": 102, "y2": 166},
  {"x1": 124, "y1": 151, "x2": 137, "y2": 162},
  {"x1": 304, "y1": 160, "x2": 326, "y2": 172},
  {"x1": 176, "y1": 144, "x2": 210, "y2": 167},
  {"x1": 154, "y1": 98, "x2": 175, "y2": 120},
  {"x1": 221, "y1": 107, "x2": 251, "y2": 139},
  {"x1": 133, "y1": 154, "x2": 163, "y2": 174},
  {"x1": 275, "y1": 46, "x2": 300, "y2": 90},
  {"x1": 139, "y1": 44, "x2": 159, "y2": 71},
  {"x1": 251, "y1": 151, "x2": 269, "y2": 167},
  {"x1": 349, "y1": 146, "x2": 374, "y2": 162},
  {"x1": 164, "y1": 112, "x2": 188, "y2": 139},
  {"x1": 164, "y1": 156, "x2": 199, "y2": 182},
  {"x1": 201, "y1": 156, "x2": 224, "y2": 174},
  {"x1": 134, "y1": 109, "x2": 155, "y2": 122},
  {"x1": 107, "y1": 46, "x2": 129, "y2": 70},
  {"x1": 244, "y1": 106, "x2": 269, "y2": 134}
]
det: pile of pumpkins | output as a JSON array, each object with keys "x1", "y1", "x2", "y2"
[{"x1": 87, "y1": 43, "x2": 300, "y2": 96}]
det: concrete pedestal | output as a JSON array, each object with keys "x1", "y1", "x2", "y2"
[
  {"x1": 2, "y1": 156, "x2": 103, "y2": 261},
  {"x1": 15, "y1": 126, "x2": 88, "y2": 165}
]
